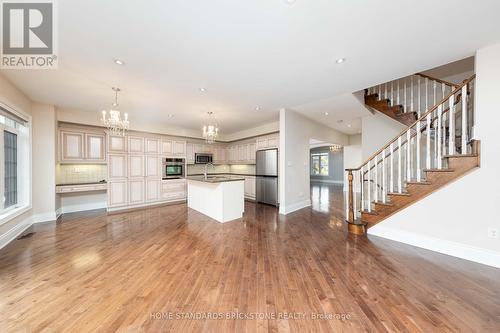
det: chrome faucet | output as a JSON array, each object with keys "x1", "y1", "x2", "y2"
[{"x1": 204, "y1": 163, "x2": 214, "y2": 180}]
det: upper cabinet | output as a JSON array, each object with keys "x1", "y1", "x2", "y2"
[
  {"x1": 59, "y1": 128, "x2": 106, "y2": 164},
  {"x1": 186, "y1": 143, "x2": 195, "y2": 164},
  {"x1": 161, "y1": 139, "x2": 186, "y2": 157},
  {"x1": 128, "y1": 136, "x2": 144, "y2": 154},
  {"x1": 256, "y1": 134, "x2": 279, "y2": 151},
  {"x1": 145, "y1": 138, "x2": 160, "y2": 154},
  {"x1": 108, "y1": 134, "x2": 127, "y2": 153}
]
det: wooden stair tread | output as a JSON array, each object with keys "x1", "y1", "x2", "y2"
[
  {"x1": 443, "y1": 154, "x2": 478, "y2": 158},
  {"x1": 361, "y1": 210, "x2": 378, "y2": 216},
  {"x1": 406, "y1": 181, "x2": 432, "y2": 185},
  {"x1": 424, "y1": 168, "x2": 455, "y2": 172},
  {"x1": 388, "y1": 192, "x2": 410, "y2": 196},
  {"x1": 374, "y1": 201, "x2": 393, "y2": 206}
]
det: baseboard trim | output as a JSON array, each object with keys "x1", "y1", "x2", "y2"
[
  {"x1": 32, "y1": 212, "x2": 58, "y2": 224},
  {"x1": 279, "y1": 199, "x2": 311, "y2": 215},
  {"x1": 310, "y1": 179, "x2": 343, "y2": 184},
  {"x1": 61, "y1": 202, "x2": 107, "y2": 214},
  {"x1": 368, "y1": 226, "x2": 500, "y2": 268},
  {"x1": 0, "y1": 217, "x2": 32, "y2": 250}
]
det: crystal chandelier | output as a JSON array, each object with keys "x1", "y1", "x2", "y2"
[
  {"x1": 101, "y1": 87, "x2": 129, "y2": 136},
  {"x1": 329, "y1": 144, "x2": 342, "y2": 152},
  {"x1": 202, "y1": 111, "x2": 219, "y2": 144}
]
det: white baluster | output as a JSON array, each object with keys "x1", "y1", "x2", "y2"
[
  {"x1": 406, "y1": 129, "x2": 411, "y2": 182},
  {"x1": 382, "y1": 148, "x2": 386, "y2": 202},
  {"x1": 433, "y1": 81, "x2": 437, "y2": 106},
  {"x1": 390, "y1": 142, "x2": 394, "y2": 193},
  {"x1": 353, "y1": 171, "x2": 358, "y2": 219},
  {"x1": 378, "y1": 85, "x2": 382, "y2": 101},
  {"x1": 367, "y1": 161, "x2": 371, "y2": 212},
  {"x1": 360, "y1": 166, "x2": 364, "y2": 211},
  {"x1": 345, "y1": 171, "x2": 349, "y2": 218},
  {"x1": 416, "y1": 120, "x2": 421, "y2": 181},
  {"x1": 461, "y1": 85, "x2": 468, "y2": 154},
  {"x1": 374, "y1": 154, "x2": 378, "y2": 203},
  {"x1": 426, "y1": 113, "x2": 431, "y2": 169},
  {"x1": 391, "y1": 81, "x2": 394, "y2": 106},
  {"x1": 398, "y1": 136, "x2": 402, "y2": 193},
  {"x1": 397, "y1": 80, "x2": 400, "y2": 105},
  {"x1": 449, "y1": 94, "x2": 455, "y2": 155},
  {"x1": 403, "y1": 78, "x2": 407, "y2": 112},
  {"x1": 437, "y1": 105, "x2": 442, "y2": 169},
  {"x1": 441, "y1": 83, "x2": 445, "y2": 104},
  {"x1": 418, "y1": 76, "x2": 421, "y2": 117},
  {"x1": 385, "y1": 83, "x2": 388, "y2": 101},
  {"x1": 410, "y1": 76, "x2": 414, "y2": 112},
  {"x1": 425, "y1": 78, "x2": 429, "y2": 112}
]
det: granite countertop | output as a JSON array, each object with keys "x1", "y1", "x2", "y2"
[
  {"x1": 187, "y1": 173, "x2": 255, "y2": 177},
  {"x1": 187, "y1": 175, "x2": 245, "y2": 183},
  {"x1": 56, "y1": 180, "x2": 107, "y2": 186}
]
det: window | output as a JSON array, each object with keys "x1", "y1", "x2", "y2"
[
  {"x1": 311, "y1": 152, "x2": 329, "y2": 176},
  {"x1": 0, "y1": 104, "x2": 30, "y2": 219},
  {"x1": 4, "y1": 131, "x2": 17, "y2": 208}
]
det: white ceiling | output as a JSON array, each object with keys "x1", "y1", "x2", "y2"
[{"x1": 2, "y1": 0, "x2": 500, "y2": 135}]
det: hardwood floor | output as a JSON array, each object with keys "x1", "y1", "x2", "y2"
[{"x1": 1, "y1": 184, "x2": 499, "y2": 332}]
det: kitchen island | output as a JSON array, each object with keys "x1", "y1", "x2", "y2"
[{"x1": 187, "y1": 176, "x2": 245, "y2": 223}]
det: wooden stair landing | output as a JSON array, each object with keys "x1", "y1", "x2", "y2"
[{"x1": 360, "y1": 150, "x2": 480, "y2": 228}]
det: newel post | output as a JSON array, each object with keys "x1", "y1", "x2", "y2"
[{"x1": 347, "y1": 170, "x2": 354, "y2": 223}]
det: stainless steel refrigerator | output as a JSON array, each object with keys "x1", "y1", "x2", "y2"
[{"x1": 256, "y1": 148, "x2": 279, "y2": 206}]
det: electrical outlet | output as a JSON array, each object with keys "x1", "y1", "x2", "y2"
[{"x1": 488, "y1": 228, "x2": 499, "y2": 239}]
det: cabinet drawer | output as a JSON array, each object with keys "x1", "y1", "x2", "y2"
[
  {"x1": 161, "y1": 191, "x2": 186, "y2": 200},
  {"x1": 161, "y1": 182, "x2": 186, "y2": 193}
]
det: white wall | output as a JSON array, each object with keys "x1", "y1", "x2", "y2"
[
  {"x1": 32, "y1": 104, "x2": 58, "y2": 222},
  {"x1": 279, "y1": 109, "x2": 348, "y2": 215},
  {"x1": 369, "y1": 43, "x2": 500, "y2": 268},
  {"x1": 361, "y1": 113, "x2": 406, "y2": 160},
  {"x1": 343, "y1": 134, "x2": 362, "y2": 192}
]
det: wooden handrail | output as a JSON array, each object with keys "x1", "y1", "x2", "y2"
[
  {"x1": 416, "y1": 73, "x2": 460, "y2": 88},
  {"x1": 348, "y1": 74, "x2": 475, "y2": 172}
]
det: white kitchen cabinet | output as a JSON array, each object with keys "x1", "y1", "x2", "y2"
[
  {"x1": 60, "y1": 131, "x2": 84, "y2": 162},
  {"x1": 145, "y1": 179, "x2": 161, "y2": 202},
  {"x1": 128, "y1": 179, "x2": 145, "y2": 205},
  {"x1": 238, "y1": 145, "x2": 247, "y2": 162},
  {"x1": 85, "y1": 133, "x2": 106, "y2": 162},
  {"x1": 108, "y1": 154, "x2": 127, "y2": 179},
  {"x1": 248, "y1": 143, "x2": 256, "y2": 163},
  {"x1": 108, "y1": 135, "x2": 127, "y2": 153},
  {"x1": 108, "y1": 181, "x2": 128, "y2": 207},
  {"x1": 257, "y1": 134, "x2": 279, "y2": 150},
  {"x1": 161, "y1": 179, "x2": 186, "y2": 201},
  {"x1": 186, "y1": 143, "x2": 195, "y2": 164},
  {"x1": 145, "y1": 155, "x2": 161, "y2": 178},
  {"x1": 244, "y1": 176, "x2": 256, "y2": 199},
  {"x1": 173, "y1": 141, "x2": 186, "y2": 156},
  {"x1": 129, "y1": 136, "x2": 144, "y2": 153},
  {"x1": 145, "y1": 138, "x2": 160, "y2": 154},
  {"x1": 161, "y1": 140, "x2": 173, "y2": 155},
  {"x1": 128, "y1": 155, "x2": 144, "y2": 178},
  {"x1": 213, "y1": 146, "x2": 226, "y2": 164}
]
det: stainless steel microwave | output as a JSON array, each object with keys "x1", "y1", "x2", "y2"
[{"x1": 195, "y1": 153, "x2": 213, "y2": 164}]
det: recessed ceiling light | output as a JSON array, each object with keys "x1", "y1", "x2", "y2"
[
  {"x1": 199, "y1": 88, "x2": 206, "y2": 92},
  {"x1": 168, "y1": 114, "x2": 174, "y2": 118},
  {"x1": 347, "y1": 124, "x2": 352, "y2": 128},
  {"x1": 335, "y1": 58, "x2": 346, "y2": 64},
  {"x1": 255, "y1": 106, "x2": 261, "y2": 111},
  {"x1": 284, "y1": 0, "x2": 297, "y2": 5},
  {"x1": 114, "y1": 59, "x2": 125, "y2": 65},
  {"x1": 324, "y1": 112, "x2": 329, "y2": 116}
]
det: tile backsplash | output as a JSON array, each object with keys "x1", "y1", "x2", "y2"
[
  {"x1": 56, "y1": 164, "x2": 107, "y2": 185},
  {"x1": 187, "y1": 164, "x2": 256, "y2": 175}
]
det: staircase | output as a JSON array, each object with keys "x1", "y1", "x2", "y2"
[{"x1": 345, "y1": 74, "x2": 478, "y2": 235}]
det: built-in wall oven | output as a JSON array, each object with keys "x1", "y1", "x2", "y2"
[
  {"x1": 162, "y1": 158, "x2": 185, "y2": 179},
  {"x1": 195, "y1": 153, "x2": 213, "y2": 164}
]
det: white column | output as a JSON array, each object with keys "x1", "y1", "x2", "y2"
[
  {"x1": 461, "y1": 85, "x2": 468, "y2": 154},
  {"x1": 398, "y1": 136, "x2": 402, "y2": 193}
]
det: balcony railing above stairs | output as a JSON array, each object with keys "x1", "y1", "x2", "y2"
[
  {"x1": 346, "y1": 74, "x2": 476, "y2": 234},
  {"x1": 367, "y1": 73, "x2": 459, "y2": 119}
]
